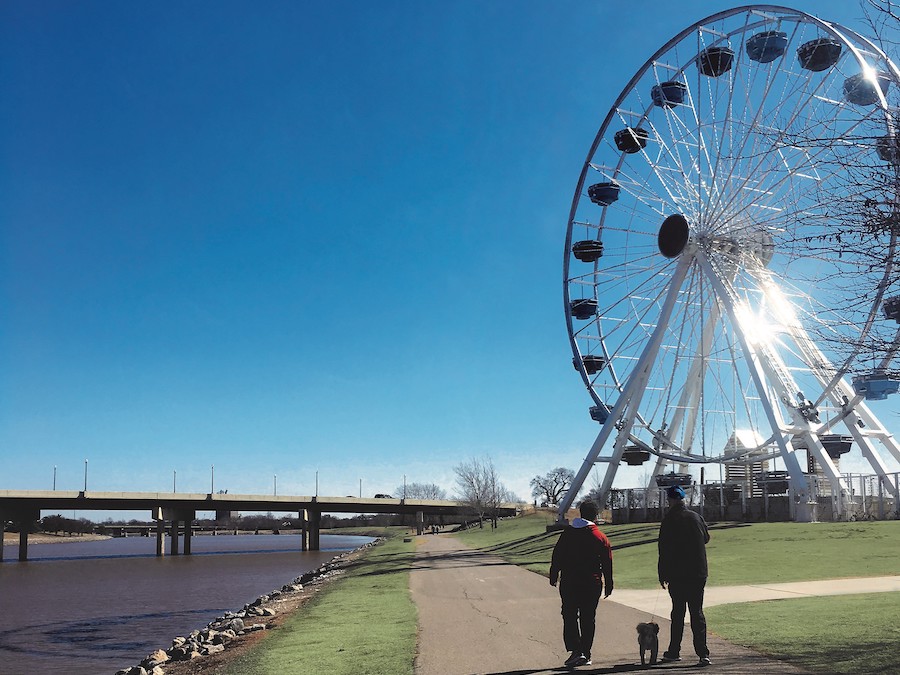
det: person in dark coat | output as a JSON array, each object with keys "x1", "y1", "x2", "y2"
[
  {"x1": 658, "y1": 485, "x2": 711, "y2": 667},
  {"x1": 549, "y1": 500, "x2": 613, "y2": 668}
]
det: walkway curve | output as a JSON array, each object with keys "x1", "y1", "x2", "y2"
[
  {"x1": 612, "y1": 575, "x2": 900, "y2": 614},
  {"x1": 410, "y1": 534, "x2": 809, "y2": 675}
]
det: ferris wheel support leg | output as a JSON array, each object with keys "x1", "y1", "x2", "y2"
[
  {"x1": 649, "y1": 455, "x2": 666, "y2": 486},
  {"x1": 556, "y1": 425, "x2": 622, "y2": 523},
  {"x1": 558, "y1": 255, "x2": 693, "y2": 523},
  {"x1": 802, "y1": 436, "x2": 851, "y2": 519},
  {"x1": 696, "y1": 251, "x2": 813, "y2": 521},
  {"x1": 848, "y1": 428, "x2": 900, "y2": 515}
]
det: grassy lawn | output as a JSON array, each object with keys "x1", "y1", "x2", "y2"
[
  {"x1": 223, "y1": 533, "x2": 417, "y2": 675},
  {"x1": 707, "y1": 592, "x2": 900, "y2": 674},
  {"x1": 456, "y1": 514, "x2": 900, "y2": 589}
]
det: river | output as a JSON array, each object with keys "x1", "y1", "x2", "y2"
[{"x1": 0, "y1": 533, "x2": 374, "y2": 674}]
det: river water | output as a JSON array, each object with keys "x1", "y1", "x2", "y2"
[{"x1": 0, "y1": 533, "x2": 373, "y2": 674}]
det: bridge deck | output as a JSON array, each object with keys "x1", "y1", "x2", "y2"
[{"x1": 0, "y1": 490, "x2": 517, "y2": 516}]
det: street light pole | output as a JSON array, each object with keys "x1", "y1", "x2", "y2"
[
  {"x1": 173, "y1": 470, "x2": 177, "y2": 493},
  {"x1": 84, "y1": 459, "x2": 88, "y2": 492},
  {"x1": 359, "y1": 478, "x2": 362, "y2": 499},
  {"x1": 274, "y1": 474, "x2": 277, "y2": 496},
  {"x1": 53, "y1": 465, "x2": 57, "y2": 491},
  {"x1": 315, "y1": 470, "x2": 318, "y2": 497},
  {"x1": 211, "y1": 465, "x2": 215, "y2": 494}
]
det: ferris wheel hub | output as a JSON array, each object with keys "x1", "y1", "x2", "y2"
[{"x1": 658, "y1": 214, "x2": 690, "y2": 258}]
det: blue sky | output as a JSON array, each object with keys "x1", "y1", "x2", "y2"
[{"x1": 2, "y1": 1, "x2": 896, "y2": 514}]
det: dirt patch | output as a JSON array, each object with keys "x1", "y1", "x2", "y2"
[{"x1": 2, "y1": 532, "x2": 111, "y2": 545}]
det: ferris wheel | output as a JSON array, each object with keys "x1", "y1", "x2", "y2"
[{"x1": 560, "y1": 5, "x2": 900, "y2": 522}]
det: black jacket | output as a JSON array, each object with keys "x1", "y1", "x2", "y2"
[{"x1": 658, "y1": 502, "x2": 710, "y2": 583}]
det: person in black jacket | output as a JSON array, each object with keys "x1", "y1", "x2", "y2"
[
  {"x1": 658, "y1": 485, "x2": 711, "y2": 667},
  {"x1": 550, "y1": 500, "x2": 613, "y2": 668}
]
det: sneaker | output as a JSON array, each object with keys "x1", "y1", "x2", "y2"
[
  {"x1": 698, "y1": 656, "x2": 712, "y2": 667},
  {"x1": 581, "y1": 656, "x2": 592, "y2": 666},
  {"x1": 660, "y1": 653, "x2": 682, "y2": 663},
  {"x1": 564, "y1": 652, "x2": 582, "y2": 667}
]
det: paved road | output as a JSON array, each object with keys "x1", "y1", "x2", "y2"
[{"x1": 410, "y1": 535, "x2": 809, "y2": 675}]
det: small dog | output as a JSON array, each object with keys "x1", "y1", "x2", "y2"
[{"x1": 636, "y1": 621, "x2": 659, "y2": 666}]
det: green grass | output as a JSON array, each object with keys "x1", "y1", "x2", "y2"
[
  {"x1": 455, "y1": 513, "x2": 900, "y2": 589},
  {"x1": 707, "y1": 592, "x2": 900, "y2": 674},
  {"x1": 223, "y1": 533, "x2": 417, "y2": 675}
]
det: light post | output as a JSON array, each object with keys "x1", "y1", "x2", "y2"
[
  {"x1": 359, "y1": 478, "x2": 362, "y2": 499},
  {"x1": 211, "y1": 465, "x2": 215, "y2": 494},
  {"x1": 315, "y1": 470, "x2": 318, "y2": 497},
  {"x1": 83, "y1": 459, "x2": 88, "y2": 492},
  {"x1": 403, "y1": 474, "x2": 407, "y2": 499},
  {"x1": 274, "y1": 474, "x2": 277, "y2": 496},
  {"x1": 53, "y1": 465, "x2": 57, "y2": 491},
  {"x1": 173, "y1": 470, "x2": 177, "y2": 493}
]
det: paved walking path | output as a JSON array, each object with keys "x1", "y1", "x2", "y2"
[
  {"x1": 410, "y1": 535, "x2": 811, "y2": 675},
  {"x1": 612, "y1": 575, "x2": 900, "y2": 614}
]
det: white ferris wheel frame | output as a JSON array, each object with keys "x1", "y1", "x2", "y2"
[{"x1": 559, "y1": 5, "x2": 900, "y2": 522}]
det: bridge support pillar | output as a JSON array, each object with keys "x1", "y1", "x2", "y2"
[
  {"x1": 156, "y1": 519, "x2": 165, "y2": 557},
  {"x1": 169, "y1": 516, "x2": 180, "y2": 556},
  {"x1": 8, "y1": 508, "x2": 39, "y2": 562},
  {"x1": 160, "y1": 508, "x2": 194, "y2": 555},
  {"x1": 310, "y1": 509, "x2": 321, "y2": 551},
  {"x1": 182, "y1": 510, "x2": 195, "y2": 555},
  {"x1": 416, "y1": 510, "x2": 424, "y2": 536},
  {"x1": 152, "y1": 507, "x2": 165, "y2": 557},
  {"x1": 300, "y1": 508, "x2": 321, "y2": 551},
  {"x1": 300, "y1": 509, "x2": 308, "y2": 551}
]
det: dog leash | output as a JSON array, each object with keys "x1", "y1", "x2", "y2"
[{"x1": 649, "y1": 584, "x2": 663, "y2": 623}]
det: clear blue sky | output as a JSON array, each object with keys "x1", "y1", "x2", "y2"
[{"x1": 2, "y1": 1, "x2": 895, "y2": 514}]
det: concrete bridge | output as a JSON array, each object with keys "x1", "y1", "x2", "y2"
[{"x1": 0, "y1": 490, "x2": 517, "y2": 561}]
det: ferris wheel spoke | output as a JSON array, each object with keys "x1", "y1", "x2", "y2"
[
  {"x1": 703, "y1": 38, "x2": 817, "y2": 224},
  {"x1": 714, "y1": 108, "x2": 883, "y2": 229}
]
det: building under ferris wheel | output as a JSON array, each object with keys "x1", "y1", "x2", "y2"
[{"x1": 559, "y1": 5, "x2": 900, "y2": 523}]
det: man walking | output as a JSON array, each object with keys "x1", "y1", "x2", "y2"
[
  {"x1": 658, "y1": 485, "x2": 711, "y2": 667},
  {"x1": 550, "y1": 500, "x2": 613, "y2": 668}
]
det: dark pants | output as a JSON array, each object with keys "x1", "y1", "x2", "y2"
[
  {"x1": 559, "y1": 582, "x2": 602, "y2": 658},
  {"x1": 666, "y1": 578, "x2": 709, "y2": 659}
]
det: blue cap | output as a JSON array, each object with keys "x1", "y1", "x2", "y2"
[{"x1": 666, "y1": 485, "x2": 686, "y2": 499}]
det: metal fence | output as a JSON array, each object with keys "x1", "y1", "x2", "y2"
[{"x1": 607, "y1": 471, "x2": 900, "y2": 523}]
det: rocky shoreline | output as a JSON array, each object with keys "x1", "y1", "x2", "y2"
[{"x1": 115, "y1": 538, "x2": 383, "y2": 675}]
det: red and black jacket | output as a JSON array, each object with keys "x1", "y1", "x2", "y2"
[{"x1": 550, "y1": 520, "x2": 614, "y2": 592}]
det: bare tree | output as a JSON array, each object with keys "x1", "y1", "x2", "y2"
[
  {"x1": 863, "y1": 1, "x2": 900, "y2": 51},
  {"x1": 453, "y1": 456, "x2": 512, "y2": 527},
  {"x1": 395, "y1": 482, "x2": 447, "y2": 500},
  {"x1": 530, "y1": 467, "x2": 575, "y2": 506}
]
